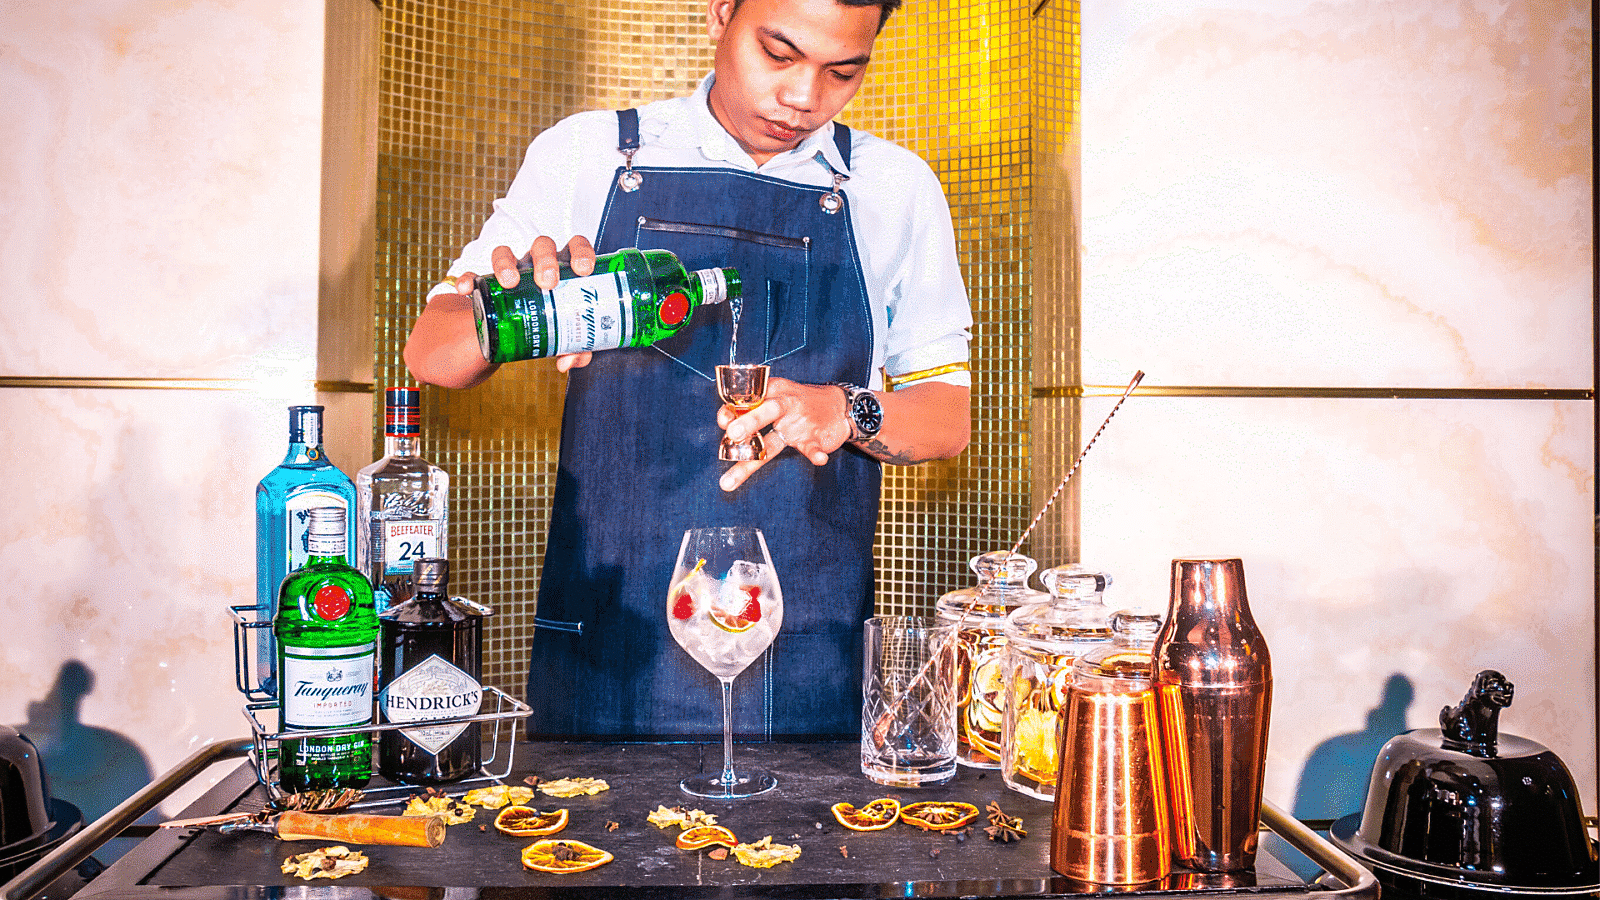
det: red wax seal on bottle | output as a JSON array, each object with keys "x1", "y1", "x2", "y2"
[
  {"x1": 659, "y1": 292, "x2": 689, "y2": 326},
  {"x1": 313, "y1": 585, "x2": 352, "y2": 621}
]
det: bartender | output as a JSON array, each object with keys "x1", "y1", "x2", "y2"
[{"x1": 403, "y1": 0, "x2": 972, "y2": 739}]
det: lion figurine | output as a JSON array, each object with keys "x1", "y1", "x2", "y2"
[{"x1": 1438, "y1": 669, "x2": 1514, "y2": 757}]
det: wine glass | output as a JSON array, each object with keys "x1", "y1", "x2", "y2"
[
  {"x1": 666, "y1": 526, "x2": 784, "y2": 798},
  {"x1": 716, "y1": 364, "x2": 769, "y2": 461}
]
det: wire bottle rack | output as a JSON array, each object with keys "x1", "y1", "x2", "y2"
[{"x1": 230, "y1": 604, "x2": 532, "y2": 807}]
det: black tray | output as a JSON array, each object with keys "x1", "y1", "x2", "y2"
[{"x1": 4, "y1": 740, "x2": 1377, "y2": 900}]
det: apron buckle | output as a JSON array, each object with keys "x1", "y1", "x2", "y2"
[
  {"x1": 618, "y1": 148, "x2": 644, "y2": 192},
  {"x1": 820, "y1": 171, "x2": 847, "y2": 214}
]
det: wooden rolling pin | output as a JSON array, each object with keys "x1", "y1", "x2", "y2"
[{"x1": 219, "y1": 812, "x2": 446, "y2": 848}]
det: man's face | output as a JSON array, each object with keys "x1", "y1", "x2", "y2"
[{"x1": 705, "y1": 0, "x2": 880, "y2": 165}]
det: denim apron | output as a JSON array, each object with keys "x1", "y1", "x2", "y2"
[{"x1": 525, "y1": 110, "x2": 879, "y2": 740}]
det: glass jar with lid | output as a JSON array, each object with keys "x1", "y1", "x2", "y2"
[
  {"x1": 934, "y1": 550, "x2": 1049, "y2": 768},
  {"x1": 1001, "y1": 564, "x2": 1114, "y2": 799}
]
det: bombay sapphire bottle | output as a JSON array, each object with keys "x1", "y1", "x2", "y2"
[{"x1": 254, "y1": 405, "x2": 357, "y2": 696}]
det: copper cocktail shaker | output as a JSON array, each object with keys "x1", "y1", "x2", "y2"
[{"x1": 1152, "y1": 558, "x2": 1271, "y2": 873}]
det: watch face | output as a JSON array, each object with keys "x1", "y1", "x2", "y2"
[{"x1": 852, "y1": 393, "x2": 883, "y2": 435}]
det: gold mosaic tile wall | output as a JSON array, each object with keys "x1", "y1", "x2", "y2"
[{"x1": 376, "y1": 0, "x2": 1080, "y2": 699}]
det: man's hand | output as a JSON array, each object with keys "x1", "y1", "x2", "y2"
[
  {"x1": 714, "y1": 379, "x2": 971, "y2": 491},
  {"x1": 717, "y1": 379, "x2": 850, "y2": 491}
]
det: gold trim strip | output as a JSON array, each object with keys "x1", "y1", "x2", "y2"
[
  {"x1": 1035, "y1": 384, "x2": 1594, "y2": 401},
  {"x1": 885, "y1": 362, "x2": 971, "y2": 391},
  {"x1": 0, "y1": 376, "x2": 374, "y2": 393}
]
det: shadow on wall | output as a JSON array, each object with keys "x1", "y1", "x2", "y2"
[
  {"x1": 15, "y1": 660, "x2": 155, "y2": 862},
  {"x1": 1292, "y1": 673, "x2": 1415, "y2": 822}
]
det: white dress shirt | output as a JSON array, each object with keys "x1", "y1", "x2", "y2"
[{"x1": 433, "y1": 74, "x2": 972, "y2": 391}]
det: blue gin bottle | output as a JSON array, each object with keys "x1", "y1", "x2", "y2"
[{"x1": 254, "y1": 405, "x2": 357, "y2": 696}]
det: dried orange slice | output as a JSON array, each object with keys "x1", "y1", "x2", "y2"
[
  {"x1": 899, "y1": 801, "x2": 980, "y2": 832},
  {"x1": 521, "y1": 839, "x2": 614, "y2": 873},
  {"x1": 494, "y1": 806, "x2": 568, "y2": 836},
  {"x1": 675, "y1": 824, "x2": 738, "y2": 850},
  {"x1": 830, "y1": 798, "x2": 900, "y2": 831}
]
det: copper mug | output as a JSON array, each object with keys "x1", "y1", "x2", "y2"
[{"x1": 1050, "y1": 611, "x2": 1171, "y2": 885}]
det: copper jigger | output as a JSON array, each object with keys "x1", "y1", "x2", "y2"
[
  {"x1": 1152, "y1": 558, "x2": 1272, "y2": 873},
  {"x1": 1051, "y1": 611, "x2": 1171, "y2": 885}
]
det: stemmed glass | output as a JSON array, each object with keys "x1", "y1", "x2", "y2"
[
  {"x1": 716, "y1": 364, "x2": 769, "y2": 461},
  {"x1": 666, "y1": 526, "x2": 784, "y2": 798}
]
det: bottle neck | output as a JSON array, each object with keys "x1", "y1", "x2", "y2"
[
  {"x1": 283, "y1": 440, "x2": 326, "y2": 465},
  {"x1": 305, "y1": 550, "x2": 349, "y2": 567},
  {"x1": 385, "y1": 433, "x2": 420, "y2": 458}
]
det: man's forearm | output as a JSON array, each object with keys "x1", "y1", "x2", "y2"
[
  {"x1": 403, "y1": 292, "x2": 500, "y2": 390},
  {"x1": 856, "y1": 381, "x2": 970, "y2": 465}
]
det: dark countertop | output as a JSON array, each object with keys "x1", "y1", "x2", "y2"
[{"x1": 63, "y1": 741, "x2": 1321, "y2": 900}]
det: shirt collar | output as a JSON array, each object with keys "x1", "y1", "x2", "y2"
[{"x1": 653, "y1": 73, "x2": 851, "y2": 177}]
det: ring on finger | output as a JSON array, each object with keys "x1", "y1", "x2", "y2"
[{"x1": 769, "y1": 422, "x2": 790, "y2": 444}]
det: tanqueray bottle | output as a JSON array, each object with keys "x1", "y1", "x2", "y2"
[
  {"x1": 274, "y1": 506, "x2": 378, "y2": 791},
  {"x1": 470, "y1": 247, "x2": 740, "y2": 363}
]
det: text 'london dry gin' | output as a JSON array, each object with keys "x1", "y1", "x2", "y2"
[
  {"x1": 253, "y1": 405, "x2": 356, "y2": 696},
  {"x1": 274, "y1": 506, "x2": 378, "y2": 791},
  {"x1": 470, "y1": 247, "x2": 740, "y2": 363},
  {"x1": 357, "y1": 388, "x2": 448, "y2": 611},
  {"x1": 378, "y1": 557, "x2": 487, "y2": 784}
]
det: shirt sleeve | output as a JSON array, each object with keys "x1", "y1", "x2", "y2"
[{"x1": 875, "y1": 156, "x2": 973, "y2": 390}]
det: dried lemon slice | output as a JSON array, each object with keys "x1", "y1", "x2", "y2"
[
  {"x1": 494, "y1": 806, "x2": 568, "y2": 837},
  {"x1": 899, "y1": 801, "x2": 980, "y2": 832},
  {"x1": 830, "y1": 798, "x2": 900, "y2": 831},
  {"x1": 463, "y1": 784, "x2": 536, "y2": 809},
  {"x1": 646, "y1": 805, "x2": 718, "y2": 829},
  {"x1": 539, "y1": 777, "x2": 610, "y2": 798},
  {"x1": 731, "y1": 835, "x2": 801, "y2": 868},
  {"x1": 281, "y1": 845, "x2": 369, "y2": 880},
  {"x1": 402, "y1": 794, "x2": 475, "y2": 824},
  {"x1": 521, "y1": 839, "x2": 614, "y2": 873}
]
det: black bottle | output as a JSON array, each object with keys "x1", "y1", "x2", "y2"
[{"x1": 376, "y1": 558, "x2": 487, "y2": 783}]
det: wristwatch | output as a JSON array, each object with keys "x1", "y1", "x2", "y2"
[{"x1": 833, "y1": 383, "x2": 883, "y2": 442}]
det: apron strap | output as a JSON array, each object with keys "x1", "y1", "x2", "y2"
[
  {"x1": 615, "y1": 109, "x2": 643, "y2": 192},
  {"x1": 617, "y1": 108, "x2": 641, "y2": 151},
  {"x1": 832, "y1": 122, "x2": 852, "y2": 169}
]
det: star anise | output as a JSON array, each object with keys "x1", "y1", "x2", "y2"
[
  {"x1": 551, "y1": 844, "x2": 582, "y2": 862},
  {"x1": 983, "y1": 801, "x2": 1027, "y2": 843}
]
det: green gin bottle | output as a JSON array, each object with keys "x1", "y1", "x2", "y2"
[
  {"x1": 274, "y1": 506, "x2": 377, "y2": 791},
  {"x1": 470, "y1": 247, "x2": 740, "y2": 363}
]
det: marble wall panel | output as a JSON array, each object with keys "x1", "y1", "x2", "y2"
[
  {"x1": 1074, "y1": 395, "x2": 1594, "y2": 818},
  {"x1": 0, "y1": 0, "x2": 348, "y2": 850},
  {"x1": 0, "y1": 0, "x2": 325, "y2": 380},
  {"x1": 1081, "y1": 1, "x2": 1592, "y2": 389}
]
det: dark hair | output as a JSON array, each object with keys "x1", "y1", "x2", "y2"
[{"x1": 732, "y1": 0, "x2": 903, "y2": 31}]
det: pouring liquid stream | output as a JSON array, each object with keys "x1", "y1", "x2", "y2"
[{"x1": 869, "y1": 370, "x2": 1145, "y2": 748}]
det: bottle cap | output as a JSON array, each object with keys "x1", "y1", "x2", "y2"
[
  {"x1": 305, "y1": 506, "x2": 346, "y2": 535},
  {"x1": 413, "y1": 557, "x2": 449, "y2": 594},
  {"x1": 385, "y1": 387, "x2": 421, "y2": 437},
  {"x1": 287, "y1": 405, "x2": 324, "y2": 445}
]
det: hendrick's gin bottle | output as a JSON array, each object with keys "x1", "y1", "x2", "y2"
[{"x1": 377, "y1": 558, "x2": 486, "y2": 783}]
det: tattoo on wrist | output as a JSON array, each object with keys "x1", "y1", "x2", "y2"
[{"x1": 860, "y1": 438, "x2": 927, "y2": 466}]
